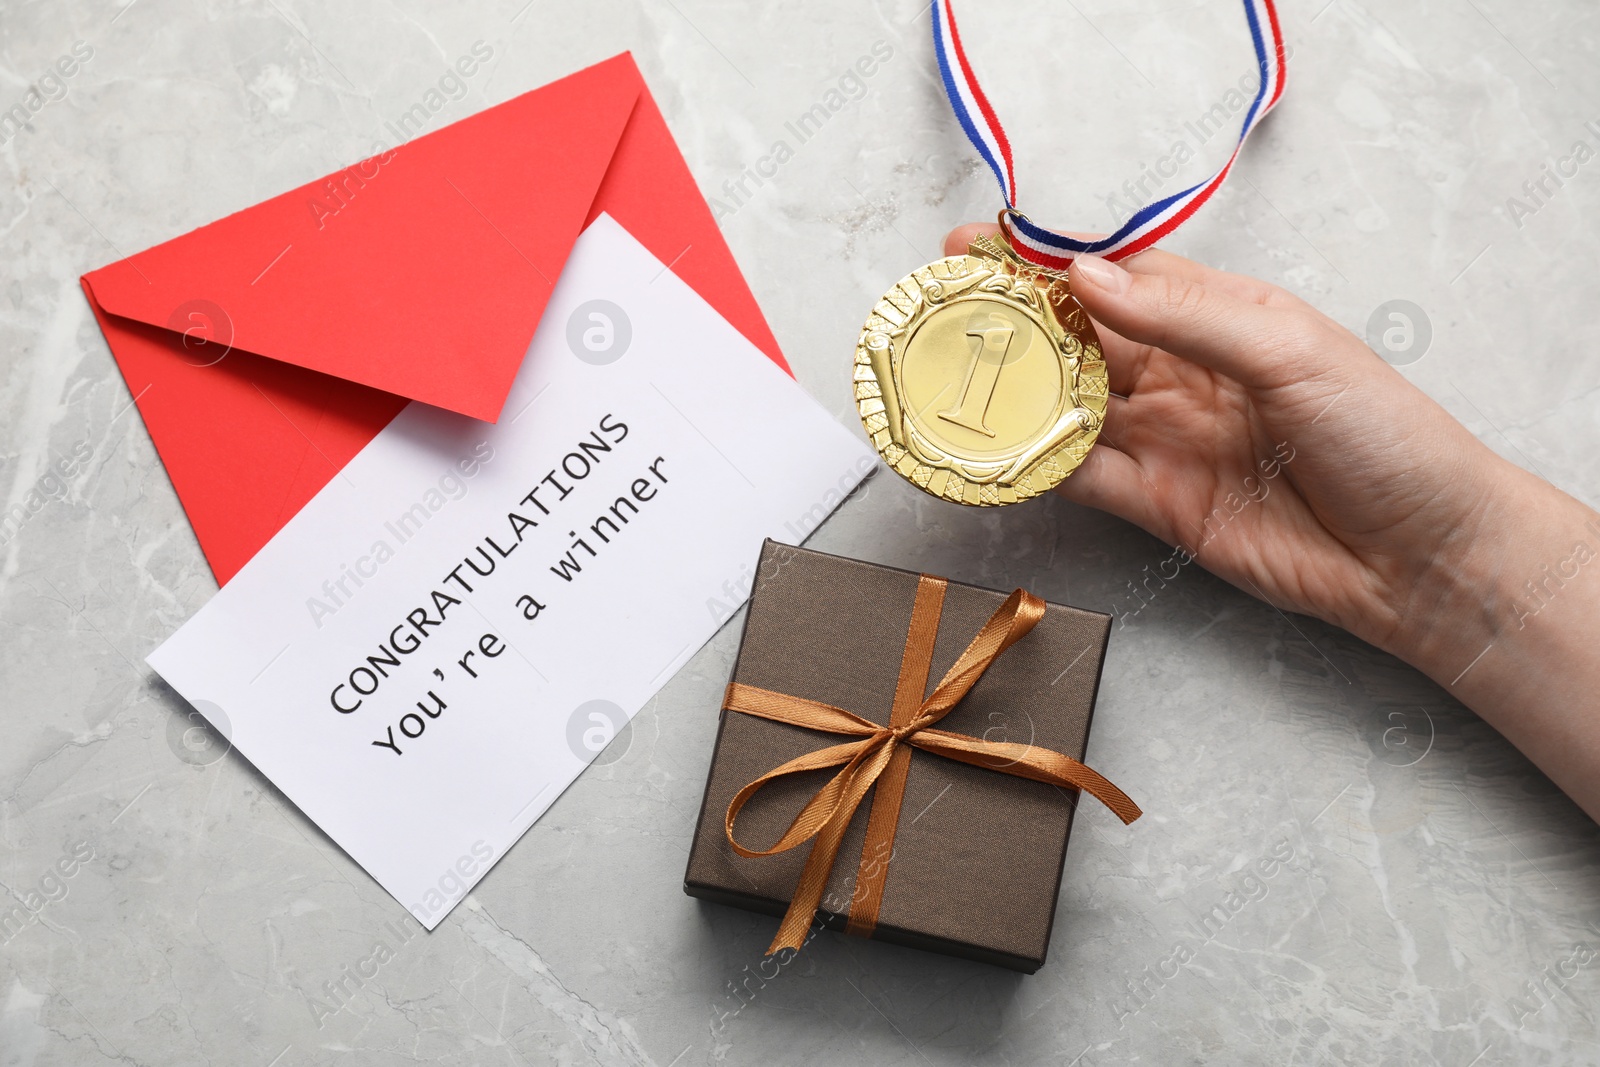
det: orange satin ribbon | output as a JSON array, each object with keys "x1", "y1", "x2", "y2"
[{"x1": 723, "y1": 575, "x2": 1142, "y2": 955}]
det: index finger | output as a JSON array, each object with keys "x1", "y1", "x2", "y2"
[{"x1": 941, "y1": 224, "x2": 1306, "y2": 310}]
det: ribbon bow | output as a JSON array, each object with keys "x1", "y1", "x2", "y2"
[{"x1": 724, "y1": 574, "x2": 1141, "y2": 954}]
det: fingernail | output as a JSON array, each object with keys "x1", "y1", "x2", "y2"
[{"x1": 1072, "y1": 254, "x2": 1130, "y2": 295}]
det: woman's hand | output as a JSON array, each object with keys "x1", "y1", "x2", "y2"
[
  {"x1": 942, "y1": 224, "x2": 1600, "y2": 819},
  {"x1": 945, "y1": 225, "x2": 1528, "y2": 659}
]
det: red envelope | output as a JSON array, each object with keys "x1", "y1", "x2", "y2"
[{"x1": 82, "y1": 53, "x2": 786, "y2": 586}]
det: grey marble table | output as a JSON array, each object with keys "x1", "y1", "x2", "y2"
[{"x1": 4, "y1": 0, "x2": 1599, "y2": 1064}]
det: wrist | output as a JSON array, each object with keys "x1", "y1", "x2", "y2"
[
  {"x1": 1391, "y1": 468, "x2": 1600, "y2": 822},
  {"x1": 1390, "y1": 463, "x2": 1596, "y2": 685}
]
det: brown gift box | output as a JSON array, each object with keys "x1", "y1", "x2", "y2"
[{"x1": 683, "y1": 540, "x2": 1125, "y2": 973}]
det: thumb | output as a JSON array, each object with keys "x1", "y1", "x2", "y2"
[{"x1": 1070, "y1": 254, "x2": 1323, "y2": 390}]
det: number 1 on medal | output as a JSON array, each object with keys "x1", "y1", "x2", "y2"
[{"x1": 940, "y1": 324, "x2": 1014, "y2": 437}]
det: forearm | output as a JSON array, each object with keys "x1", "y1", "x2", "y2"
[{"x1": 1398, "y1": 462, "x2": 1600, "y2": 819}]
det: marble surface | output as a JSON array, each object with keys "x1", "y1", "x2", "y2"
[{"x1": 4, "y1": 0, "x2": 1600, "y2": 1063}]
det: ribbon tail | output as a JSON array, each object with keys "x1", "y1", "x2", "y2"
[
  {"x1": 912, "y1": 728, "x2": 1143, "y2": 825},
  {"x1": 766, "y1": 795, "x2": 857, "y2": 954},
  {"x1": 763, "y1": 736, "x2": 899, "y2": 953}
]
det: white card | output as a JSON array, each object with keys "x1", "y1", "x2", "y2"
[{"x1": 148, "y1": 214, "x2": 874, "y2": 928}]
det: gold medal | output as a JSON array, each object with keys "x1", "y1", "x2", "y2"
[{"x1": 853, "y1": 227, "x2": 1108, "y2": 506}]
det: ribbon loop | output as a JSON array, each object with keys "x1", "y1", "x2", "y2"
[
  {"x1": 722, "y1": 733, "x2": 882, "y2": 858},
  {"x1": 917, "y1": 588, "x2": 1045, "y2": 721},
  {"x1": 722, "y1": 577, "x2": 1140, "y2": 955},
  {"x1": 933, "y1": 0, "x2": 1287, "y2": 267}
]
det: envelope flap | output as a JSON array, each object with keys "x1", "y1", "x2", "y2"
[{"x1": 82, "y1": 54, "x2": 645, "y2": 422}]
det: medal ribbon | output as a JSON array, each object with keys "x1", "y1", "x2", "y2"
[
  {"x1": 722, "y1": 576, "x2": 1141, "y2": 955},
  {"x1": 933, "y1": 0, "x2": 1287, "y2": 267}
]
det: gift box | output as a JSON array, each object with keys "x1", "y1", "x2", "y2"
[{"x1": 684, "y1": 540, "x2": 1139, "y2": 973}]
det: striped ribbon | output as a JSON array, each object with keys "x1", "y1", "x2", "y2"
[{"x1": 932, "y1": 0, "x2": 1287, "y2": 267}]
